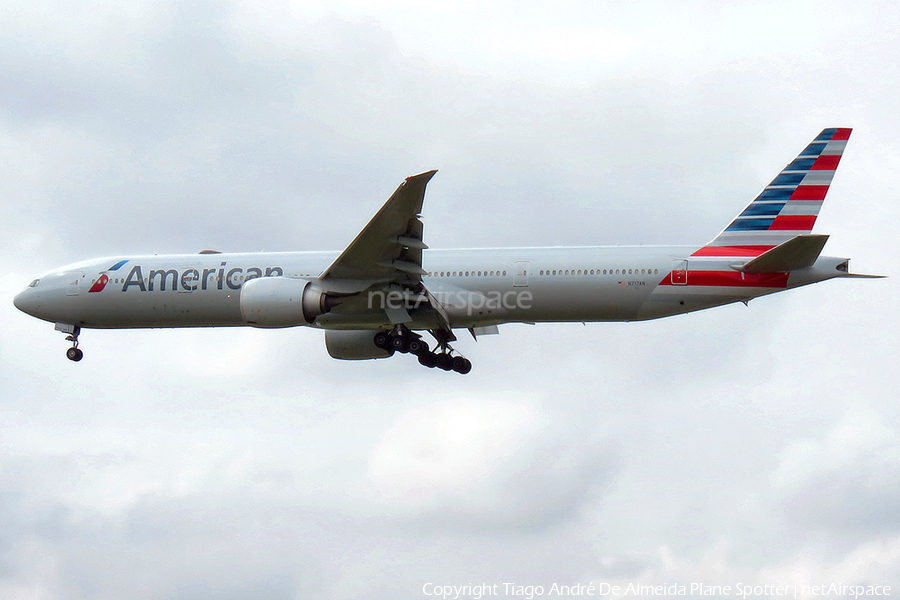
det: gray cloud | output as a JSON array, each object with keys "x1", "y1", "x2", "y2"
[
  {"x1": 365, "y1": 397, "x2": 617, "y2": 532},
  {"x1": 773, "y1": 409, "x2": 900, "y2": 540}
]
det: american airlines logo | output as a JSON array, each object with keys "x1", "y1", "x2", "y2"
[
  {"x1": 88, "y1": 259, "x2": 129, "y2": 292},
  {"x1": 88, "y1": 273, "x2": 111, "y2": 293},
  {"x1": 89, "y1": 261, "x2": 284, "y2": 292}
]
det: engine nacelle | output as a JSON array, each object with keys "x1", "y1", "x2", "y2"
[
  {"x1": 324, "y1": 330, "x2": 392, "y2": 360},
  {"x1": 240, "y1": 277, "x2": 340, "y2": 327}
]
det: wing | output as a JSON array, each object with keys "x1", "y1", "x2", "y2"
[{"x1": 319, "y1": 170, "x2": 436, "y2": 291}]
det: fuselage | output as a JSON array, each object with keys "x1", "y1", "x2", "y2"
[{"x1": 13, "y1": 245, "x2": 848, "y2": 331}]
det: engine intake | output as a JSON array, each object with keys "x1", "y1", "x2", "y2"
[{"x1": 240, "y1": 277, "x2": 342, "y2": 327}]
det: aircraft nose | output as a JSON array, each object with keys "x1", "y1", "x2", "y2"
[{"x1": 14, "y1": 288, "x2": 38, "y2": 317}]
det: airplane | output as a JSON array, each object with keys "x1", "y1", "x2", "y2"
[{"x1": 14, "y1": 128, "x2": 881, "y2": 374}]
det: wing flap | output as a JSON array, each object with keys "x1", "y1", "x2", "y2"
[{"x1": 377, "y1": 259, "x2": 428, "y2": 275}]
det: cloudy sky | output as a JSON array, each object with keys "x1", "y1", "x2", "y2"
[{"x1": 2, "y1": 1, "x2": 899, "y2": 598}]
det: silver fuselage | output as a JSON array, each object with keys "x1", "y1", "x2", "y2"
[{"x1": 13, "y1": 245, "x2": 848, "y2": 331}]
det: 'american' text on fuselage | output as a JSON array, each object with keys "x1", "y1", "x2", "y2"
[{"x1": 117, "y1": 263, "x2": 285, "y2": 292}]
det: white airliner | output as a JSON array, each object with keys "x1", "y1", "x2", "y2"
[{"x1": 14, "y1": 128, "x2": 880, "y2": 373}]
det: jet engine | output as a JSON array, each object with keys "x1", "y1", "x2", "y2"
[
  {"x1": 324, "y1": 330, "x2": 392, "y2": 360},
  {"x1": 240, "y1": 277, "x2": 342, "y2": 327}
]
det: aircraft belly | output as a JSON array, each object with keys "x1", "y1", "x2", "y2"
[
  {"x1": 504, "y1": 280, "x2": 652, "y2": 323},
  {"x1": 636, "y1": 284, "x2": 784, "y2": 320},
  {"x1": 79, "y1": 290, "x2": 244, "y2": 328}
]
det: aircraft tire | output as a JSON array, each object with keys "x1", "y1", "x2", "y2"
[
  {"x1": 66, "y1": 348, "x2": 83, "y2": 362},
  {"x1": 418, "y1": 351, "x2": 437, "y2": 368},
  {"x1": 390, "y1": 335, "x2": 409, "y2": 353},
  {"x1": 435, "y1": 353, "x2": 452, "y2": 371},
  {"x1": 407, "y1": 339, "x2": 426, "y2": 355},
  {"x1": 455, "y1": 358, "x2": 472, "y2": 374},
  {"x1": 373, "y1": 331, "x2": 390, "y2": 349},
  {"x1": 451, "y1": 356, "x2": 470, "y2": 374}
]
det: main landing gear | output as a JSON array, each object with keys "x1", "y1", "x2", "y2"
[
  {"x1": 62, "y1": 325, "x2": 83, "y2": 362},
  {"x1": 373, "y1": 327, "x2": 472, "y2": 374}
]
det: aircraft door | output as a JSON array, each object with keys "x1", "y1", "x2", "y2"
[
  {"x1": 513, "y1": 261, "x2": 530, "y2": 287},
  {"x1": 671, "y1": 260, "x2": 688, "y2": 285},
  {"x1": 66, "y1": 272, "x2": 83, "y2": 296}
]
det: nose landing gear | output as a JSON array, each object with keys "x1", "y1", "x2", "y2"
[{"x1": 57, "y1": 323, "x2": 83, "y2": 362}]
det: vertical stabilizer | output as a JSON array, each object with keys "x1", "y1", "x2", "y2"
[{"x1": 694, "y1": 128, "x2": 851, "y2": 258}]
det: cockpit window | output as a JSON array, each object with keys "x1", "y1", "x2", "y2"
[{"x1": 28, "y1": 279, "x2": 40, "y2": 288}]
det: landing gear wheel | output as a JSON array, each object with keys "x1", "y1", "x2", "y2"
[
  {"x1": 418, "y1": 351, "x2": 437, "y2": 368},
  {"x1": 407, "y1": 338, "x2": 427, "y2": 355},
  {"x1": 390, "y1": 335, "x2": 409, "y2": 353},
  {"x1": 66, "y1": 347, "x2": 83, "y2": 362},
  {"x1": 435, "y1": 353, "x2": 453, "y2": 371},
  {"x1": 373, "y1": 331, "x2": 390, "y2": 349},
  {"x1": 451, "y1": 356, "x2": 472, "y2": 374}
]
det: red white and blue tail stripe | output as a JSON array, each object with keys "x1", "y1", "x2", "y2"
[{"x1": 694, "y1": 128, "x2": 851, "y2": 258}]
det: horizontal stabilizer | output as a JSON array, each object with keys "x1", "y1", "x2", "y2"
[{"x1": 737, "y1": 234, "x2": 829, "y2": 273}]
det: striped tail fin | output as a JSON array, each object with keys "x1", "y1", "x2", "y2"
[{"x1": 694, "y1": 128, "x2": 851, "y2": 258}]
